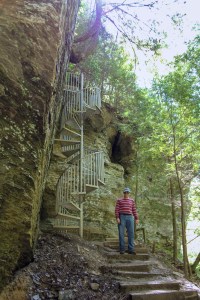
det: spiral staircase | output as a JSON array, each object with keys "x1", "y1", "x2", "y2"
[{"x1": 53, "y1": 72, "x2": 104, "y2": 237}]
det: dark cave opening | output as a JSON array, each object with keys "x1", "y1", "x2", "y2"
[
  {"x1": 110, "y1": 130, "x2": 134, "y2": 177},
  {"x1": 111, "y1": 130, "x2": 122, "y2": 163}
]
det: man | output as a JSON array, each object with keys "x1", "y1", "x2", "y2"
[{"x1": 115, "y1": 187, "x2": 139, "y2": 254}]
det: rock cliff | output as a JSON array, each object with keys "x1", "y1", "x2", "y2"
[{"x1": 0, "y1": 0, "x2": 80, "y2": 288}]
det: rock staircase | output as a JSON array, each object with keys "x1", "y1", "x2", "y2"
[
  {"x1": 102, "y1": 238, "x2": 200, "y2": 300},
  {"x1": 52, "y1": 72, "x2": 104, "y2": 237}
]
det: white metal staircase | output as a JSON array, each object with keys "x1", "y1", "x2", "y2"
[{"x1": 53, "y1": 72, "x2": 104, "y2": 237}]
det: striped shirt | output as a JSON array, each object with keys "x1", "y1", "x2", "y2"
[{"x1": 115, "y1": 198, "x2": 138, "y2": 220}]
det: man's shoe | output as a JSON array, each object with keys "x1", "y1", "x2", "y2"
[
  {"x1": 120, "y1": 251, "x2": 125, "y2": 254},
  {"x1": 128, "y1": 251, "x2": 136, "y2": 255}
]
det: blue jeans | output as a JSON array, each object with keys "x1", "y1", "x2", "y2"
[{"x1": 118, "y1": 214, "x2": 134, "y2": 252}]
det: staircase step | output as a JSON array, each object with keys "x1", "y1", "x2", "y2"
[
  {"x1": 95, "y1": 105, "x2": 102, "y2": 114},
  {"x1": 98, "y1": 179, "x2": 105, "y2": 186},
  {"x1": 66, "y1": 151, "x2": 80, "y2": 164},
  {"x1": 104, "y1": 243, "x2": 148, "y2": 252},
  {"x1": 53, "y1": 151, "x2": 67, "y2": 158},
  {"x1": 104, "y1": 240, "x2": 145, "y2": 247},
  {"x1": 86, "y1": 184, "x2": 98, "y2": 193},
  {"x1": 106, "y1": 253, "x2": 149, "y2": 261},
  {"x1": 85, "y1": 102, "x2": 96, "y2": 108},
  {"x1": 56, "y1": 213, "x2": 80, "y2": 220},
  {"x1": 62, "y1": 202, "x2": 81, "y2": 211},
  {"x1": 53, "y1": 225, "x2": 79, "y2": 230},
  {"x1": 84, "y1": 108, "x2": 97, "y2": 118},
  {"x1": 105, "y1": 261, "x2": 152, "y2": 272},
  {"x1": 63, "y1": 148, "x2": 80, "y2": 156},
  {"x1": 73, "y1": 110, "x2": 87, "y2": 114},
  {"x1": 113, "y1": 270, "x2": 165, "y2": 279},
  {"x1": 105, "y1": 237, "x2": 119, "y2": 242},
  {"x1": 105, "y1": 237, "x2": 145, "y2": 243},
  {"x1": 103, "y1": 246, "x2": 149, "y2": 254},
  {"x1": 61, "y1": 127, "x2": 81, "y2": 138},
  {"x1": 129, "y1": 289, "x2": 199, "y2": 300},
  {"x1": 64, "y1": 118, "x2": 81, "y2": 130},
  {"x1": 106, "y1": 247, "x2": 148, "y2": 254},
  {"x1": 71, "y1": 191, "x2": 86, "y2": 196},
  {"x1": 54, "y1": 139, "x2": 80, "y2": 146},
  {"x1": 120, "y1": 280, "x2": 181, "y2": 293},
  {"x1": 103, "y1": 243, "x2": 148, "y2": 253}
]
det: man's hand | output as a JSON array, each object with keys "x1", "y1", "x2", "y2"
[
  {"x1": 117, "y1": 217, "x2": 120, "y2": 224},
  {"x1": 135, "y1": 219, "x2": 139, "y2": 225}
]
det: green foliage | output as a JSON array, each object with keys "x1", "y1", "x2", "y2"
[
  {"x1": 73, "y1": 3, "x2": 200, "y2": 270},
  {"x1": 151, "y1": 34, "x2": 200, "y2": 176},
  {"x1": 75, "y1": 1, "x2": 96, "y2": 38},
  {"x1": 72, "y1": 6, "x2": 199, "y2": 232},
  {"x1": 196, "y1": 265, "x2": 200, "y2": 278},
  {"x1": 71, "y1": 26, "x2": 137, "y2": 112}
]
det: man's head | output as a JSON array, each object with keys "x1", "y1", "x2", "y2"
[{"x1": 123, "y1": 187, "x2": 130, "y2": 198}]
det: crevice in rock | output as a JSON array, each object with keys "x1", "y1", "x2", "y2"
[
  {"x1": 110, "y1": 130, "x2": 134, "y2": 177},
  {"x1": 111, "y1": 130, "x2": 132, "y2": 162},
  {"x1": 111, "y1": 130, "x2": 122, "y2": 164}
]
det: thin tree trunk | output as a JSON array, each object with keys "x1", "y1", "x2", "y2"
[
  {"x1": 134, "y1": 148, "x2": 139, "y2": 205},
  {"x1": 134, "y1": 146, "x2": 140, "y2": 238},
  {"x1": 191, "y1": 252, "x2": 200, "y2": 273},
  {"x1": 169, "y1": 178, "x2": 178, "y2": 265},
  {"x1": 172, "y1": 124, "x2": 190, "y2": 278}
]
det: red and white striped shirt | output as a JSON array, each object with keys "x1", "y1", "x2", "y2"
[{"x1": 115, "y1": 198, "x2": 138, "y2": 220}]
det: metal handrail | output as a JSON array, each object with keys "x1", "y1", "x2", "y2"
[
  {"x1": 83, "y1": 151, "x2": 104, "y2": 185},
  {"x1": 54, "y1": 72, "x2": 104, "y2": 233},
  {"x1": 61, "y1": 73, "x2": 101, "y2": 128},
  {"x1": 56, "y1": 150, "x2": 104, "y2": 214}
]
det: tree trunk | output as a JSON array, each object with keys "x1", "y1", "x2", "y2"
[
  {"x1": 191, "y1": 252, "x2": 200, "y2": 272},
  {"x1": 134, "y1": 144, "x2": 140, "y2": 205},
  {"x1": 134, "y1": 147, "x2": 140, "y2": 238},
  {"x1": 172, "y1": 125, "x2": 190, "y2": 278},
  {"x1": 169, "y1": 178, "x2": 178, "y2": 265}
]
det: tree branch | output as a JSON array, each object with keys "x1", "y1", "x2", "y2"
[{"x1": 74, "y1": 0, "x2": 102, "y2": 43}]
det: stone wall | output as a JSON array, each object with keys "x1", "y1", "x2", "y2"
[{"x1": 0, "y1": 0, "x2": 80, "y2": 288}]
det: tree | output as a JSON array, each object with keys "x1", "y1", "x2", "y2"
[
  {"x1": 71, "y1": 0, "x2": 183, "y2": 63},
  {"x1": 151, "y1": 34, "x2": 200, "y2": 276},
  {"x1": 71, "y1": 3, "x2": 200, "y2": 276},
  {"x1": 71, "y1": 26, "x2": 137, "y2": 112}
]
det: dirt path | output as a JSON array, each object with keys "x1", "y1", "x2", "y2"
[{"x1": 0, "y1": 233, "x2": 199, "y2": 300}]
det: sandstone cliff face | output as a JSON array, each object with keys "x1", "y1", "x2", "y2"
[{"x1": 0, "y1": 0, "x2": 80, "y2": 288}]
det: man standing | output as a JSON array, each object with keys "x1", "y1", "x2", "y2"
[{"x1": 115, "y1": 187, "x2": 139, "y2": 254}]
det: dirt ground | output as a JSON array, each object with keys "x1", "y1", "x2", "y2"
[{"x1": 0, "y1": 232, "x2": 123, "y2": 300}]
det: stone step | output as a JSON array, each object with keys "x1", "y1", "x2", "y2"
[
  {"x1": 112, "y1": 270, "x2": 166, "y2": 279},
  {"x1": 105, "y1": 237, "x2": 145, "y2": 243},
  {"x1": 105, "y1": 237, "x2": 119, "y2": 242},
  {"x1": 104, "y1": 261, "x2": 152, "y2": 272},
  {"x1": 104, "y1": 245, "x2": 149, "y2": 254},
  {"x1": 106, "y1": 252, "x2": 150, "y2": 261},
  {"x1": 104, "y1": 246, "x2": 149, "y2": 254},
  {"x1": 129, "y1": 289, "x2": 199, "y2": 300},
  {"x1": 104, "y1": 240, "x2": 147, "y2": 249},
  {"x1": 120, "y1": 280, "x2": 181, "y2": 293},
  {"x1": 104, "y1": 240, "x2": 146, "y2": 246}
]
